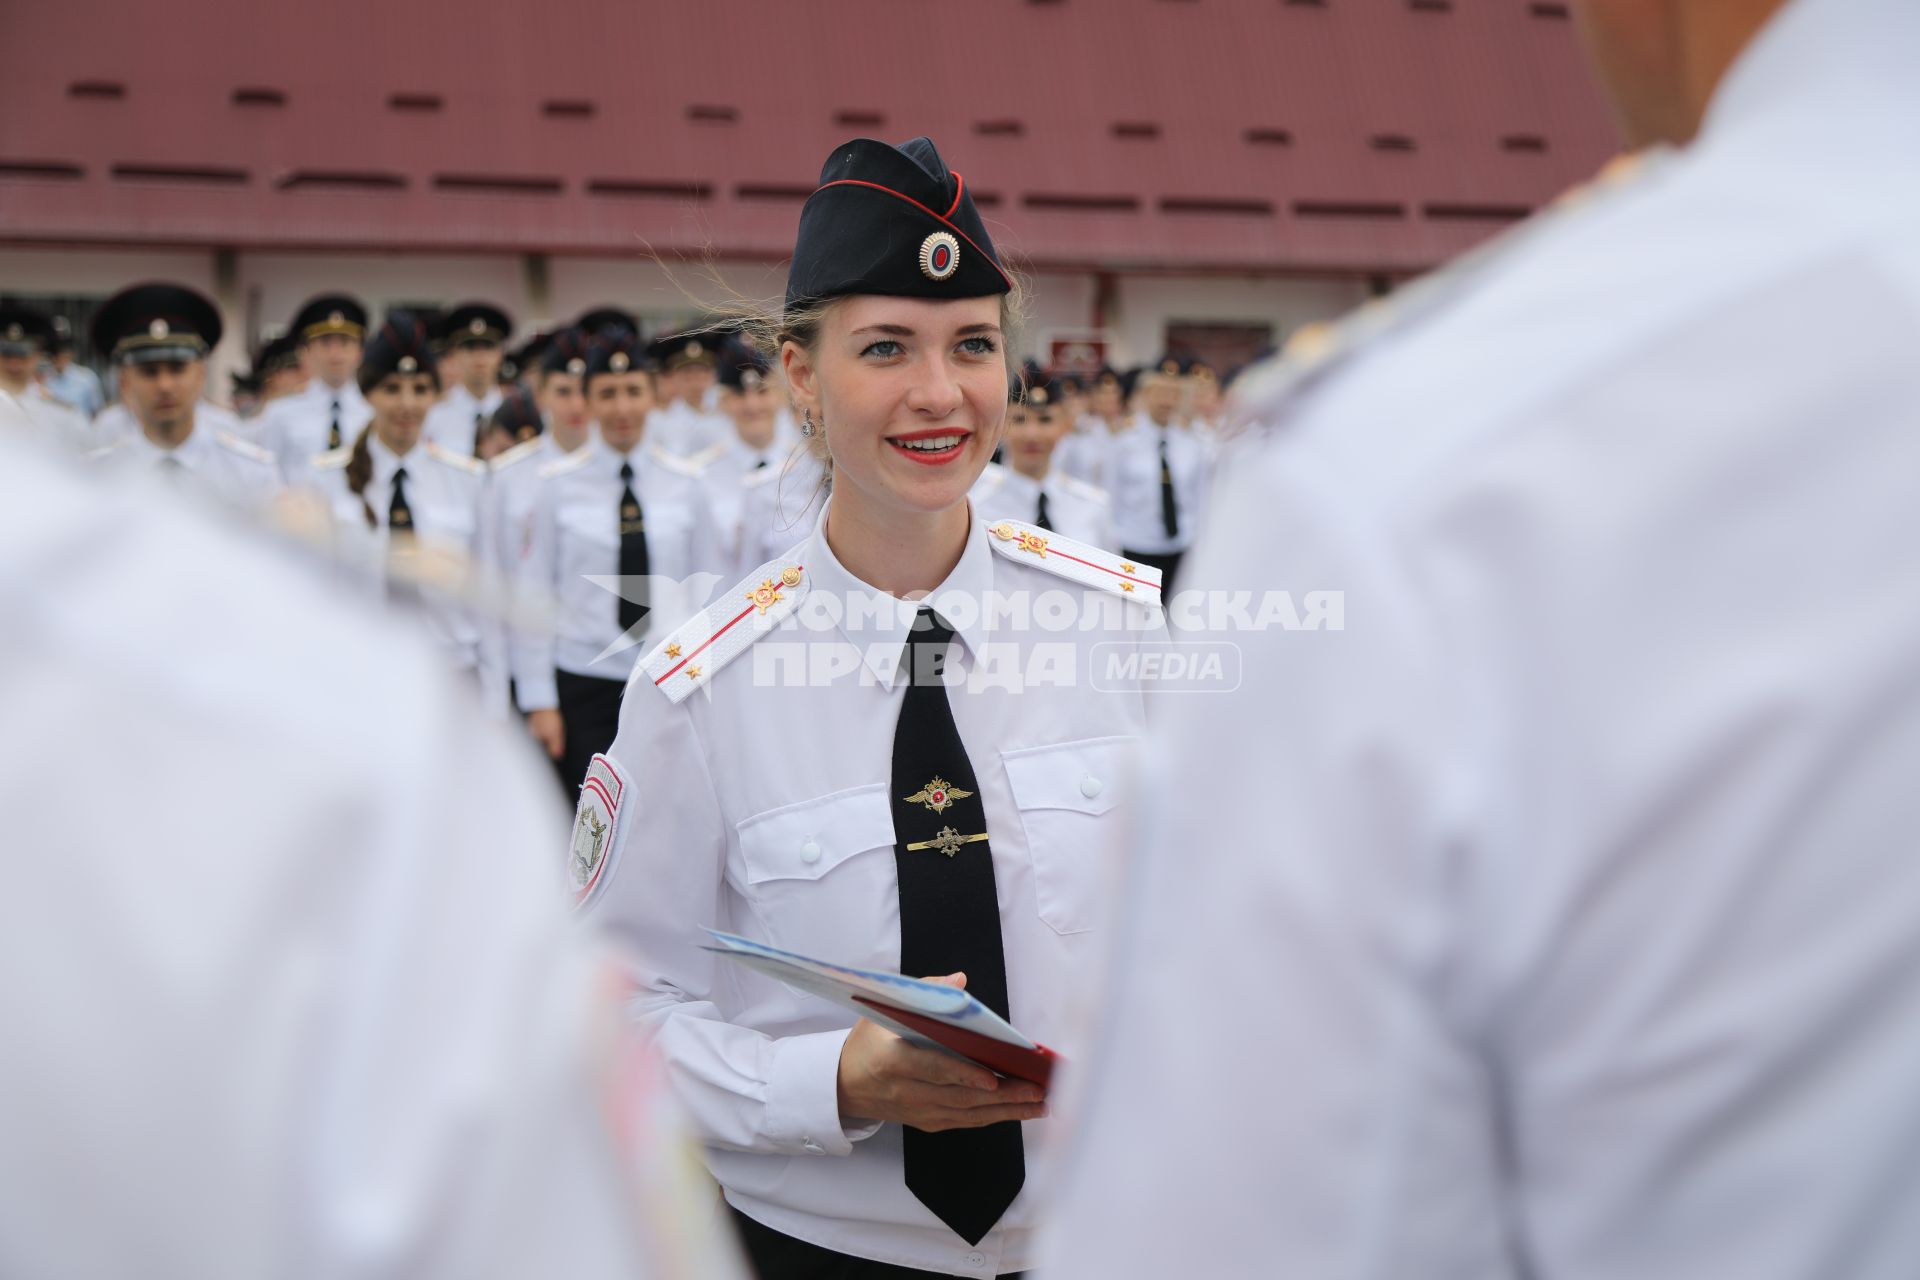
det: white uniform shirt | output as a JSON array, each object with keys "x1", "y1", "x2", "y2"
[
  {"x1": 726, "y1": 448, "x2": 830, "y2": 579},
  {"x1": 648, "y1": 399, "x2": 735, "y2": 459},
  {"x1": 301, "y1": 435, "x2": 491, "y2": 674},
  {"x1": 6, "y1": 383, "x2": 90, "y2": 449},
  {"x1": 699, "y1": 436, "x2": 812, "y2": 577},
  {"x1": 970, "y1": 463, "x2": 1116, "y2": 550},
  {"x1": 423, "y1": 382, "x2": 504, "y2": 458},
  {"x1": 1046, "y1": 0, "x2": 1920, "y2": 1276},
  {"x1": 485, "y1": 434, "x2": 580, "y2": 713},
  {"x1": 1104, "y1": 415, "x2": 1213, "y2": 554},
  {"x1": 255, "y1": 379, "x2": 372, "y2": 480},
  {"x1": 510, "y1": 437, "x2": 713, "y2": 709},
  {"x1": 0, "y1": 423, "x2": 743, "y2": 1280},
  {"x1": 586, "y1": 505, "x2": 1167, "y2": 1277},
  {"x1": 87, "y1": 413, "x2": 282, "y2": 512},
  {"x1": 1051, "y1": 419, "x2": 1114, "y2": 491}
]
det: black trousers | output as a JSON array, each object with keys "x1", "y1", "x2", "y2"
[
  {"x1": 731, "y1": 1208, "x2": 1027, "y2": 1280},
  {"x1": 1121, "y1": 548, "x2": 1184, "y2": 594},
  {"x1": 554, "y1": 668, "x2": 626, "y2": 798}
]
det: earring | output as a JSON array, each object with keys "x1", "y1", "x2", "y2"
[{"x1": 801, "y1": 408, "x2": 816, "y2": 438}]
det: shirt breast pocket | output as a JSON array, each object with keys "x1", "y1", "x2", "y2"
[
  {"x1": 733, "y1": 785, "x2": 900, "y2": 967},
  {"x1": 558, "y1": 500, "x2": 616, "y2": 550},
  {"x1": 1002, "y1": 736, "x2": 1137, "y2": 935}
]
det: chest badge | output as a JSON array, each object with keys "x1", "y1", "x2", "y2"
[{"x1": 903, "y1": 776, "x2": 973, "y2": 813}]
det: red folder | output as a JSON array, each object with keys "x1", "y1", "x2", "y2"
[{"x1": 853, "y1": 996, "x2": 1061, "y2": 1089}]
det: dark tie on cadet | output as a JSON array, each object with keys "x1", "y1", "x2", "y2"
[
  {"x1": 1034, "y1": 489, "x2": 1053, "y2": 532},
  {"x1": 1159, "y1": 434, "x2": 1180, "y2": 539},
  {"x1": 328, "y1": 395, "x2": 342, "y2": 451},
  {"x1": 617, "y1": 460, "x2": 650, "y2": 634},
  {"x1": 473, "y1": 410, "x2": 485, "y2": 458},
  {"x1": 889, "y1": 608, "x2": 1023, "y2": 1246}
]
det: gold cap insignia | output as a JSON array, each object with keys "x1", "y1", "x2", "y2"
[
  {"x1": 567, "y1": 357, "x2": 586, "y2": 375},
  {"x1": 741, "y1": 369, "x2": 763, "y2": 391},
  {"x1": 685, "y1": 340, "x2": 703, "y2": 358},
  {"x1": 2, "y1": 325, "x2": 20, "y2": 341},
  {"x1": 468, "y1": 317, "x2": 487, "y2": 335},
  {"x1": 149, "y1": 319, "x2": 170, "y2": 339},
  {"x1": 609, "y1": 351, "x2": 630, "y2": 373},
  {"x1": 918, "y1": 230, "x2": 961, "y2": 283},
  {"x1": 328, "y1": 310, "x2": 344, "y2": 325},
  {"x1": 1030, "y1": 387, "x2": 1049, "y2": 405},
  {"x1": 1160, "y1": 359, "x2": 1180, "y2": 375},
  {"x1": 398, "y1": 355, "x2": 418, "y2": 373}
]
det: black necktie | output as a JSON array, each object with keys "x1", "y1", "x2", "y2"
[
  {"x1": 328, "y1": 396, "x2": 342, "y2": 450},
  {"x1": 388, "y1": 465, "x2": 415, "y2": 540},
  {"x1": 473, "y1": 410, "x2": 485, "y2": 458},
  {"x1": 753, "y1": 455, "x2": 769, "y2": 470},
  {"x1": 1034, "y1": 489, "x2": 1053, "y2": 532},
  {"x1": 1158, "y1": 434, "x2": 1180, "y2": 538},
  {"x1": 617, "y1": 460, "x2": 650, "y2": 634},
  {"x1": 889, "y1": 609, "x2": 1022, "y2": 1246}
]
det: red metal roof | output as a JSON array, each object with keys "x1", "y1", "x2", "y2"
[{"x1": 0, "y1": 0, "x2": 1622, "y2": 275}]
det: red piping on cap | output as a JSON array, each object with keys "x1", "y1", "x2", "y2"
[
  {"x1": 809, "y1": 178, "x2": 1013, "y2": 291},
  {"x1": 945, "y1": 171, "x2": 965, "y2": 219}
]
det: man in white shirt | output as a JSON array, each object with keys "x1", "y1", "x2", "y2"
[
  {"x1": 1045, "y1": 1, "x2": 1920, "y2": 1277},
  {"x1": 0, "y1": 304, "x2": 90, "y2": 448},
  {"x1": 40, "y1": 316, "x2": 105, "y2": 418},
  {"x1": 698, "y1": 350, "x2": 811, "y2": 576},
  {"x1": 253, "y1": 293, "x2": 372, "y2": 479},
  {"x1": 1105, "y1": 359, "x2": 1212, "y2": 586},
  {"x1": 644, "y1": 328, "x2": 733, "y2": 458},
  {"x1": 84, "y1": 284, "x2": 281, "y2": 512},
  {"x1": 0, "y1": 397, "x2": 745, "y2": 1279},
  {"x1": 424, "y1": 301, "x2": 513, "y2": 457},
  {"x1": 513, "y1": 327, "x2": 713, "y2": 793}
]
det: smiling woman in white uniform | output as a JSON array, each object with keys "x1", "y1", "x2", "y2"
[
  {"x1": 573, "y1": 137, "x2": 1165, "y2": 1280},
  {"x1": 301, "y1": 313, "x2": 490, "y2": 680}
]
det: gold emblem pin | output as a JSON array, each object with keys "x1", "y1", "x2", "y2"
[
  {"x1": 609, "y1": 351, "x2": 630, "y2": 373},
  {"x1": 905, "y1": 826, "x2": 990, "y2": 858},
  {"x1": 903, "y1": 776, "x2": 973, "y2": 814},
  {"x1": 780, "y1": 565, "x2": 803, "y2": 587},
  {"x1": 567, "y1": 357, "x2": 586, "y2": 375},
  {"x1": 398, "y1": 355, "x2": 418, "y2": 373},
  {"x1": 685, "y1": 665, "x2": 702, "y2": 680},
  {"x1": 149, "y1": 319, "x2": 170, "y2": 339},
  {"x1": 664, "y1": 643, "x2": 682, "y2": 659},
  {"x1": 1120, "y1": 562, "x2": 1136, "y2": 573},
  {"x1": 328, "y1": 310, "x2": 345, "y2": 325},
  {"x1": 746, "y1": 579, "x2": 784, "y2": 615}
]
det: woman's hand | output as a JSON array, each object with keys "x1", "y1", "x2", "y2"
[
  {"x1": 835, "y1": 974, "x2": 1048, "y2": 1132},
  {"x1": 527, "y1": 708, "x2": 565, "y2": 760}
]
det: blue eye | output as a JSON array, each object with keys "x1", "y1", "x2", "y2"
[
  {"x1": 860, "y1": 340, "x2": 904, "y2": 359},
  {"x1": 958, "y1": 336, "x2": 998, "y2": 356}
]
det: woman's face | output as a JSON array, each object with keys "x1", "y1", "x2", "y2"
[
  {"x1": 367, "y1": 372, "x2": 437, "y2": 453},
  {"x1": 1004, "y1": 402, "x2": 1070, "y2": 477},
  {"x1": 786, "y1": 294, "x2": 1006, "y2": 521}
]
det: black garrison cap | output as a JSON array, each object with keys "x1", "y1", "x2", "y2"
[
  {"x1": 583, "y1": 326, "x2": 649, "y2": 383},
  {"x1": 356, "y1": 312, "x2": 441, "y2": 393},
  {"x1": 785, "y1": 136, "x2": 1011, "y2": 309},
  {"x1": 91, "y1": 283, "x2": 222, "y2": 365},
  {"x1": 441, "y1": 302, "x2": 513, "y2": 348}
]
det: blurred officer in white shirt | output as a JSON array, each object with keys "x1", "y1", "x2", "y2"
[
  {"x1": 0, "y1": 394, "x2": 743, "y2": 1280},
  {"x1": 1046, "y1": 0, "x2": 1920, "y2": 1277}
]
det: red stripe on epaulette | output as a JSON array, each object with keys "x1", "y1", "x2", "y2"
[
  {"x1": 1049, "y1": 546, "x2": 1158, "y2": 590},
  {"x1": 652, "y1": 563, "x2": 807, "y2": 685}
]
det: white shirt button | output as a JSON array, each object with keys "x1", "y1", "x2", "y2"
[
  {"x1": 1080, "y1": 773, "x2": 1104, "y2": 799},
  {"x1": 964, "y1": 1251, "x2": 987, "y2": 1268},
  {"x1": 802, "y1": 1137, "x2": 824, "y2": 1154},
  {"x1": 800, "y1": 837, "x2": 822, "y2": 865}
]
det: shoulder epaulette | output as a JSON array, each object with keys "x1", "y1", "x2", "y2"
[
  {"x1": 309, "y1": 445, "x2": 352, "y2": 471},
  {"x1": 426, "y1": 442, "x2": 486, "y2": 476},
  {"x1": 1053, "y1": 473, "x2": 1110, "y2": 505},
  {"x1": 215, "y1": 432, "x2": 277, "y2": 467},
  {"x1": 538, "y1": 448, "x2": 593, "y2": 481},
  {"x1": 649, "y1": 446, "x2": 710, "y2": 480},
  {"x1": 639, "y1": 553, "x2": 812, "y2": 705},
  {"x1": 489, "y1": 437, "x2": 543, "y2": 472},
  {"x1": 84, "y1": 437, "x2": 129, "y2": 463},
  {"x1": 984, "y1": 518, "x2": 1161, "y2": 606}
]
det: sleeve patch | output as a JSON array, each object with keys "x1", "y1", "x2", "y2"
[{"x1": 570, "y1": 752, "x2": 631, "y2": 910}]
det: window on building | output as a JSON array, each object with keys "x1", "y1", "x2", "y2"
[{"x1": 1162, "y1": 321, "x2": 1276, "y2": 376}]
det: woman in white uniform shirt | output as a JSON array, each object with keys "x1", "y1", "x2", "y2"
[
  {"x1": 303, "y1": 313, "x2": 491, "y2": 680},
  {"x1": 573, "y1": 136, "x2": 1166, "y2": 1279}
]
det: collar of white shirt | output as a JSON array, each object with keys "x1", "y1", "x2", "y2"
[
  {"x1": 125, "y1": 417, "x2": 212, "y2": 469},
  {"x1": 366, "y1": 431, "x2": 425, "y2": 486},
  {"x1": 1703, "y1": 0, "x2": 1914, "y2": 144},
  {"x1": 802, "y1": 499, "x2": 997, "y2": 690}
]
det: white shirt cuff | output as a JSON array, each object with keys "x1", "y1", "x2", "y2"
[
  {"x1": 515, "y1": 669, "x2": 558, "y2": 712},
  {"x1": 763, "y1": 1029, "x2": 880, "y2": 1155}
]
